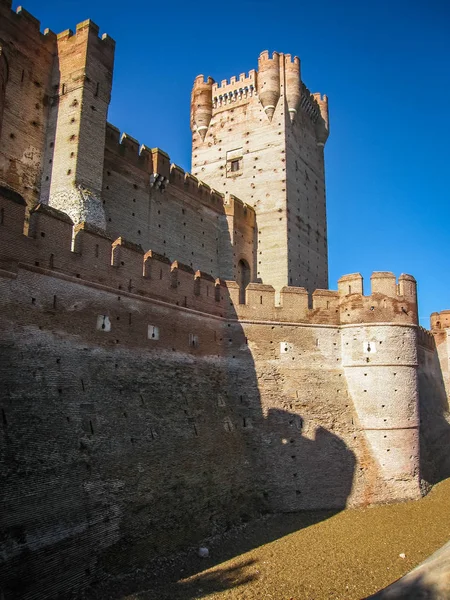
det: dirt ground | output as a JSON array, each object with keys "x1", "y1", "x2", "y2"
[{"x1": 110, "y1": 478, "x2": 450, "y2": 600}]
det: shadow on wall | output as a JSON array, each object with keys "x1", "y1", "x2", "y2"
[
  {"x1": 418, "y1": 335, "x2": 450, "y2": 484},
  {"x1": 0, "y1": 189, "x2": 355, "y2": 600}
]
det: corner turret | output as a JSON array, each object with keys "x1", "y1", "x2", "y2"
[
  {"x1": 284, "y1": 54, "x2": 301, "y2": 123},
  {"x1": 257, "y1": 51, "x2": 280, "y2": 122},
  {"x1": 312, "y1": 93, "x2": 329, "y2": 146},
  {"x1": 190, "y1": 75, "x2": 214, "y2": 142}
]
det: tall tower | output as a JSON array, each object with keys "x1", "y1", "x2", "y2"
[
  {"x1": 40, "y1": 20, "x2": 115, "y2": 228},
  {"x1": 191, "y1": 51, "x2": 329, "y2": 293}
]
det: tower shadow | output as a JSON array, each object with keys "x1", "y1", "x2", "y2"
[
  {"x1": 418, "y1": 330, "x2": 450, "y2": 484},
  {"x1": 0, "y1": 187, "x2": 357, "y2": 600}
]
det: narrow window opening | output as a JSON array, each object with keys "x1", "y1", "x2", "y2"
[{"x1": 237, "y1": 259, "x2": 250, "y2": 304}]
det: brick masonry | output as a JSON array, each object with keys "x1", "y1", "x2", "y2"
[{"x1": 0, "y1": 3, "x2": 449, "y2": 599}]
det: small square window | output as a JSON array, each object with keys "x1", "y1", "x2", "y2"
[{"x1": 230, "y1": 159, "x2": 240, "y2": 172}]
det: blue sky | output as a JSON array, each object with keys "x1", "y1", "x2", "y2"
[{"x1": 22, "y1": 0, "x2": 450, "y2": 326}]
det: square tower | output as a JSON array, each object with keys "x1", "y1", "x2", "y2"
[{"x1": 190, "y1": 51, "x2": 329, "y2": 293}]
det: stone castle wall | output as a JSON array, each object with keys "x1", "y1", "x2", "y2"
[
  {"x1": 0, "y1": 1, "x2": 56, "y2": 209},
  {"x1": 0, "y1": 189, "x2": 429, "y2": 598},
  {"x1": 0, "y1": 3, "x2": 449, "y2": 599},
  {"x1": 417, "y1": 321, "x2": 450, "y2": 485},
  {"x1": 0, "y1": 2, "x2": 255, "y2": 285}
]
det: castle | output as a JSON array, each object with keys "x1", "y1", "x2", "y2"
[{"x1": 0, "y1": 2, "x2": 449, "y2": 598}]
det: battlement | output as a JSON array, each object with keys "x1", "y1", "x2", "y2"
[
  {"x1": 223, "y1": 194, "x2": 255, "y2": 226},
  {"x1": 0, "y1": 3, "x2": 57, "y2": 46},
  {"x1": 168, "y1": 164, "x2": 226, "y2": 211},
  {"x1": 226, "y1": 271, "x2": 417, "y2": 325},
  {"x1": 300, "y1": 83, "x2": 322, "y2": 122},
  {"x1": 258, "y1": 50, "x2": 280, "y2": 62},
  {"x1": 431, "y1": 310, "x2": 450, "y2": 331},
  {"x1": 105, "y1": 123, "x2": 230, "y2": 211},
  {"x1": 417, "y1": 326, "x2": 436, "y2": 350},
  {"x1": 337, "y1": 272, "x2": 416, "y2": 299},
  {"x1": 338, "y1": 272, "x2": 418, "y2": 325},
  {"x1": 212, "y1": 70, "x2": 256, "y2": 109},
  {"x1": 0, "y1": 190, "x2": 419, "y2": 328},
  {"x1": 284, "y1": 54, "x2": 300, "y2": 65},
  {"x1": 193, "y1": 75, "x2": 215, "y2": 86},
  {"x1": 56, "y1": 18, "x2": 115, "y2": 49}
]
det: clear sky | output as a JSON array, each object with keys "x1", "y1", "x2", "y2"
[{"x1": 21, "y1": 0, "x2": 450, "y2": 326}]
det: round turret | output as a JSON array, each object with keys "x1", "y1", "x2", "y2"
[
  {"x1": 191, "y1": 75, "x2": 214, "y2": 141},
  {"x1": 312, "y1": 93, "x2": 329, "y2": 145},
  {"x1": 257, "y1": 51, "x2": 280, "y2": 122},
  {"x1": 284, "y1": 54, "x2": 301, "y2": 123}
]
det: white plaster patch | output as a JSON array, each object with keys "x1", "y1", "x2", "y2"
[
  {"x1": 280, "y1": 342, "x2": 293, "y2": 354},
  {"x1": 96, "y1": 315, "x2": 111, "y2": 332},
  {"x1": 363, "y1": 341, "x2": 377, "y2": 354},
  {"x1": 148, "y1": 325, "x2": 159, "y2": 340},
  {"x1": 49, "y1": 185, "x2": 106, "y2": 229},
  {"x1": 189, "y1": 333, "x2": 199, "y2": 347}
]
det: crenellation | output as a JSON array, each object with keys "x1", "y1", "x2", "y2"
[
  {"x1": 42, "y1": 27, "x2": 57, "y2": 43},
  {"x1": 431, "y1": 310, "x2": 450, "y2": 331},
  {"x1": 398, "y1": 273, "x2": 417, "y2": 302},
  {"x1": 211, "y1": 70, "x2": 256, "y2": 109},
  {"x1": 15, "y1": 6, "x2": 41, "y2": 30},
  {"x1": 370, "y1": 271, "x2": 397, "y2": 296},
  {"x1": 151, "y1": 147, "x2": 171, "y2": 180},
  {"x1": 120, "y1": 132, "x2": 140, "y2": 156},
  {"x1": 312, "y1": 289, "x2": 339, "y2": 311},
  {"x1": 338, "y1": 273, "x2": 364, "y2": 295},
  {"x1": 105, "y1": 121, "x2": 121, "y2": 143},
  {"x1": 56, "y1": 28, "x2": 74, "y2": 41}
]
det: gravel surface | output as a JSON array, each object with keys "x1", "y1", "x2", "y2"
[{"x1": 116, "y1": 478, "x2": 450, "y2": 600}]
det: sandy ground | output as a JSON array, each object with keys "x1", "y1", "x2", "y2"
[{"x1": 109, "y1": 479, "x2": 450, "y2": 600}]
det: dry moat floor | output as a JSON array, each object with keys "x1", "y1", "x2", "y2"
[{"x1": 112, "y1": 479, "x2": 450, "y2": 600}]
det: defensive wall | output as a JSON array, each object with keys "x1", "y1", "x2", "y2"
[
  {"x1": 2, "y1": 187, "x2": 449, "y2": 597},
  {"x1": 0, "y1": 1, "x2": 257, "y2": 286},
  {"x1": 417, "y1": 316, "x2": 450, "y2": 485},
  {"x1": 0, "y1": 3, "x2": 450, "y2": 599}
]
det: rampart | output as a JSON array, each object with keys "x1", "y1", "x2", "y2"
[
  {"x1": 0, "y1": 190, "x2": 418, "y2": 326},
  {"x1": 102, "y1": 123, "x2": 256, "y2": 282},
  {"x1": 0, "y1": 4, "x2": 449, "y2": 599}
]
